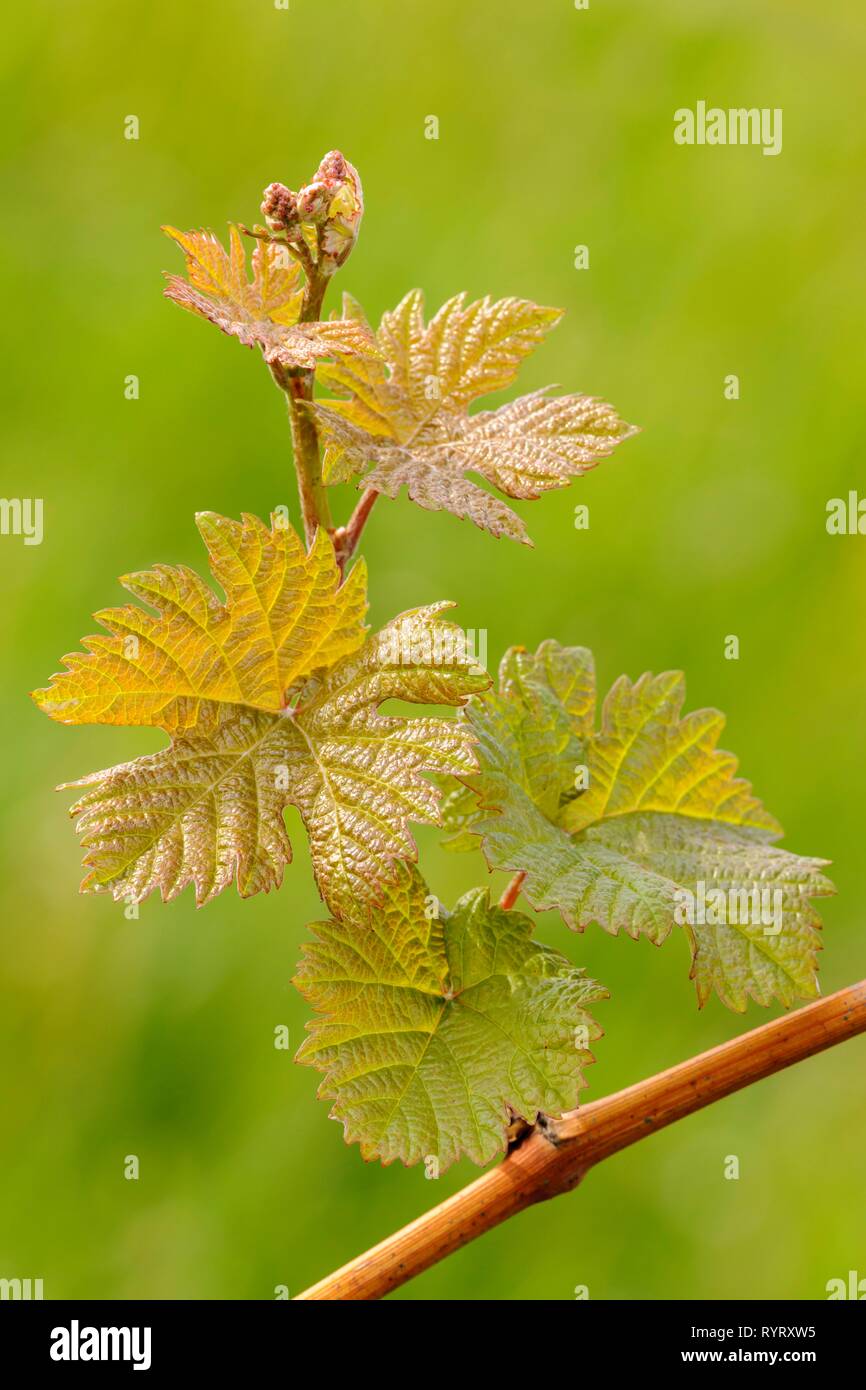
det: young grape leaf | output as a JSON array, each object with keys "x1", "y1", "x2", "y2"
[
  {"x1": 313, "y1": 291, "x2": 638, "y2": 543},
  {"x1": 441, "y1": 642, "x2": 834, "y2": 1012},
  {"x1": 162, "y1": 226, "x2": 379, "y2": 369},
  {"x1": 32, "y1": 512, "x2": 369, "y2": 734},
  {"x1": 52, "y1": 603, "x2": 488, "y2": 912},
  {"x1": 294, "y1": 863, "x2": 607, "y2": 1168}
]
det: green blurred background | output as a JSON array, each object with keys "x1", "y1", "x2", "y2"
[{"x1": 2, "y1": 0, "x2": 864, "y2": 1301}]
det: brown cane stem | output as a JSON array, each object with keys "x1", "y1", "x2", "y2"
[{"x1": 295, "y1": 979, "x2": 866, "y2": 1300}]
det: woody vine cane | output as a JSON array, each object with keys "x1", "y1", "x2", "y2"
[
  {"x1": 33, "y1": 153, "x2": 843, "y2": 1237},
  {"x1": 299, "y1": 980, "x2": 866, "y2": 1300}
]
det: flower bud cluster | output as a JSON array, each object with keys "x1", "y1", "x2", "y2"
[{"x1": 260, "y1": 151, "x2": 363, "y2": 274}]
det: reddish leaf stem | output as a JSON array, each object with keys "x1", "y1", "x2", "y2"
[
  {"x1": 333, "y1": 487, "x2": 379, "y2": 573},
  {"x1": 498, "y1": 871, "x2": 526, "y2": 911}
]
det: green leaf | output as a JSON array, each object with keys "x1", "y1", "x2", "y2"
[
  {"x1": 313, "y1": 291, "x2": 637, "y2": 543},
  {"x1": 442, "y1": 643, "x2": 834, "y2": 1011},
  {"x1": 294, "y1": 864, "x2": 607, "y2": 1168},
  {"x1": 59, "y1": 603, "x2": 487, "y2": 912}
]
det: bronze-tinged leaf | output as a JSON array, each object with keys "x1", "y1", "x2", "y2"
[
  {"x1": 295, "y1": 863, "x2": 607, "y2": 1169},
  {"x1": 262, "y1": 319, "x2": 384, "y2": 372},
  {"x1": 314, "y1": 408, "x2": 530, "y2": 542},
  {"x1": 318, "y1": 290, "x2": 563, "y2": 441},
  {"x1": 441, "y1": 642, "x2": 834, "y2": 1012},
  {"x1": 162, "y1": 226, "x2": 380, "y2": 368},
  {"x1": 31, "y1": 513, "x2": 368, "y2": 733},
  {"x1": 376, "y1": 290, "x2": 564, "y2": 417},
  {"x1": 163, "y1": 224, "x2": 303, "y2": 335},
  {"x1": 64, "y1": 707, "x2": 299, "y2": 906},
  {"x1": 60, "y1": 605, "x2": 489, "y2": 911},
  {"x1": 434, "y1": 388, "x2": 639, "y2": 498},
  {"x1": 313, "y1": 290, "x2": 638, "y2": 540}
]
